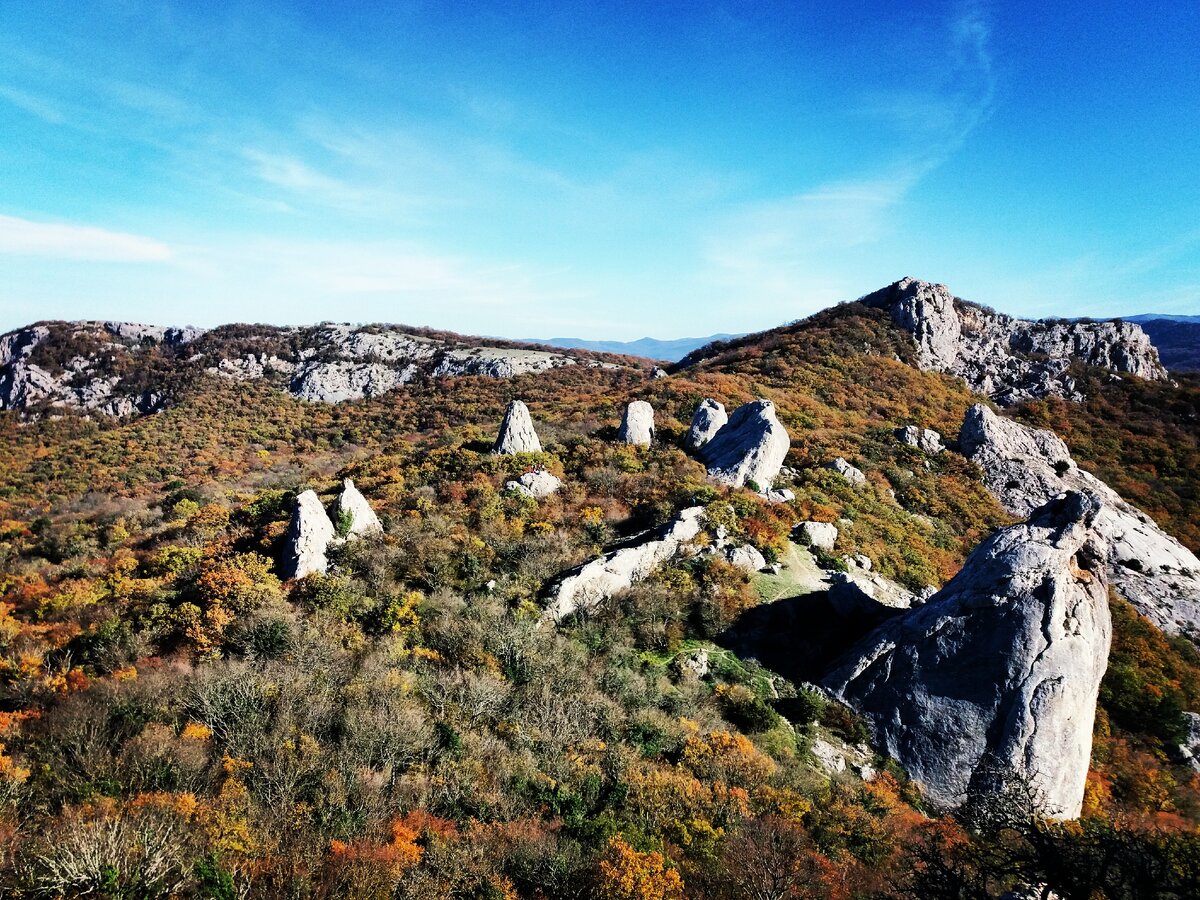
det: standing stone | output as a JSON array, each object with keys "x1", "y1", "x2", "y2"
[
  {"x1": 618, "y1": 400, "x2": 655, "y2": 446},
  {"x1": 686, "y1": 399, "x2": 728, "y2": 450},
  {"x1": 824, "y1": 492, "x2": 1112, "y2": 819},
  {"x1": 698, "y1": 399, "x2": 790, "y2": 489},
  {"x1": 493, "y1": 400, "x2": 542, "y2": 454},
  {"x1": 283, "y1": 490, "x2": 338, "y2": 579},
  {"x1": 332, "y1": 478, "x2": 382, "y2": 538}
]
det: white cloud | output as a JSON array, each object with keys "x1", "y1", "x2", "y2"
[{"x1": 0, "y1": 214, "x2": 172, "y2": 262}]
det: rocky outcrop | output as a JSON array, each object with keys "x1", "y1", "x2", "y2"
[
  {"x1": 824, "y1": 492, "x2": 1112, "y2": 819},
  {"x1": 828, "y1": 458, "x2": 867, "y2": 486},
  {"x1": 618, "y1": 400, "x2": 655, "y2": 446},
  {"x1": 724, "y1": 544, "x2": 767, "y2": 572},
  {"x1": 283, "y1": 490, "x2": 338, "y2": 579},
  {"x1": 860, "y1": 278, "x2": 1167, "y2": 404},
  {"x1": 543, "y1": 507, "x2": 704, "y2": 622},
  {"x1": 960, "y1": 404, "x2": 1200, "y2": 635},
  {"x1": 896, "y1": 425, "x2": 944, "y2": 454},
  {"x1": 506, "y1": 468, "x2": 562, "y2": 499},
  {"x1": 697, "y1": 400, "x2": 790, "y2": 489},
  {"x1": 332, "y1": 478, "x2": 383, "y2": 538},
  {"x1": 494, "y1": 400, "x2": 543, "y2": 454},
  {"x1": 290, "y1": 362, "x2": 414, "y2": 403},
  {"x1": 686, "y1": 399, "x2": 728, "y2": 450}
]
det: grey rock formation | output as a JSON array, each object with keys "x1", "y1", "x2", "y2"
[
  {"x1": 283, "y1": 490, "x2": 338, "y2": 579},
  {"x1": 861, "y1": 278, "x2": 1167, "y2": 404},
  {"x1": 827, "y1": 570, "x2": 916, "y2": 618},
  {"x1": 765, "y1": 488, "x2": 795, "y2": 503},
  {"x1": 824, "y1": 492, "x2": 1112, "y2": 819},
  {"x1": 896, "y1": 425, "x2": 945, "y2": 454},
  {"x1": 544, "y1": 507, "x2": 704, "y2": 622},
  {"x1": 493, "y1": 400, "x2": 543, "y2": 454},
  {"x1": 960, "y1": 404, "x2": 1200, "y2": 635},
  {"x1": 828, "y1": 458, "x2": 867, "y2": 486},
  {"x1": 697, "y1": 399, "x2": 790, "y2": 489},
  {"x1": 506, "y1": 468, "x2": 562, "y2": 499},
  {"x1": 796, "y1": 521, "x2": 838, "y2": 551},
  {"x1": 332, "y1": 478, "x2": 383, "y2": 538},
  {"x1": 618, "y1": 400, "x2": 655, "y2": 446},
  {"x1": 1176, "y1": 712, "x2": 1200, "y2": 772},
  {"x1": 685, "y1": 399, "x2": 728, "y2": 450},
  {"x1": 290, "y1": 362, "x2": 414, "y2": 403},
  {"x1": 725, "y1": 544, "x2": 768, "y2": 572}
]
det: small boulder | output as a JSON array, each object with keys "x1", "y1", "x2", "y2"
[
  {"x1": 493, "y1": 400, "x2": 543, "y2": 454},
  {"x1": 765, "y1": 487, "x2": 795, "y2": 503},
  {"x1": 506, "y1": 468, "x2": 562, "y2": 499},
  {"x1": 283, "y1": 490, "x2": 337, "y2": 579},
  {"x1": 796, "y1": 521, "x2": 838, "y2": 551},
  {"x1": 725, "y1": 544, "x2": 767, "y2": 572},
  {"x1": 675, "y1": 648, "x2": 711, "y2": 679},
  {"x1": 685, "y1": 398, "x2": 728, "y2": 450},
  {"x1": 828, "y1": 457, "x2": 866, "y2": 486},
  {"x1": 698, "y1": 399, "x2": 790, "y2": 489},
  {"x1": 618, "y1": 400, "x2": 655, "y2": 446},
  {"x1": 331, "y1": 478, "x2": 383, "y2": 538},
  {"x1": 896, "y1": 425, "x2": 945, "y2": 454}
]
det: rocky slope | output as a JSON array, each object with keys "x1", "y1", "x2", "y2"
[
  {"x1": 959, "y1": 404, "x2": 1200, "y2": 636},
  {"x1": 859, "y1": 278, "x2": 1167, "y2": 404},
  {"x1": 0, "y1": 320, "x2": 628, "y2": 417},
  {"x1": 825, "y1": 492, "x2": 1112, "y2": 819}
]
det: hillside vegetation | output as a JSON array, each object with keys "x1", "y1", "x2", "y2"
[{"x1": 1, "y1": 306, "x2": 1199, "y2": 897}]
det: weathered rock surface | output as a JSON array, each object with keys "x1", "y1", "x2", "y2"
[
  {"x1": 828, "y1": 458, "x2": 867, "y2": 486},
  {"x1": 861, "y1": 278, "x2": 1167, "y2": 404},
  {"x1": 1176, "y1": 712, "x2": 1200, "y2": 772},
  {"x1": 494, "y1": 400, "x2": 543, "y2": 454},
  {"x1": 724, "y1": 544, "x2": 768, "y2": 572},
  {"x1": 618, "y1": 400, "x2": 655, "y2": 446},
  {"x1": 544, "y1": 507, "x2": 705, "y2": 622},
  {"x1": 827, "y1": 570, "x2": 916, "y2": 618},
  {"x1": 824, "y1": 492, "x2": 1112, "y2": 819},
  {"x1": 896, "y1": 425, "x2": 945, "y2": 454},
  {"x1": 796, "y1": 521, "x2": 838, "y2": 551},
  {"x1": 290, "y1": 362, "x2": 414, "y2": 403},
  {"x1": 960, "y1": 403, "x2": 1200, "y2": 635},
  {"x1": 283, "y1": 490, "x2": 338, "y2": 579},
  {"x1": 332, "y1": 478, "x2": 382, "y2": 538},
  {"x1": 697, "y1": 400, "x2": 790, "y2": 489},
  {"x1": 506, "y1": 468, "x2": 562, "y2": 499},
  {"x1": 686, "y1": 399, "x2": 728, "y2": 450}
]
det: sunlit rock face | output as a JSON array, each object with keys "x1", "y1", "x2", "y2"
[
  {"x1": 618, "y1": 400, "x2": 655, "y2": 446},
  {"x1": 825, "y1": 492, "x2": 1112, "y2": 819},
  {"x1": 698, "y1": 399, "x2": 790, "y2": 489},
  {"x1": 685, "y1": 398, "x2": 727, "y2": 450},
  {"x1": 960, "y1": 403, "x2": 1200, "y2": 636},
  {"x1": 860, "y1": 277, "x2": 1167, "y2": 404},
  {"x1": 332, "y1": 478, "x2": 383, "y2": 538},
  {"x1": 493, "y1": 400, "x2": 543, "y2": 455},
  {"x1": 283, "y1": 490, "x2": 338, "y2": 579}
]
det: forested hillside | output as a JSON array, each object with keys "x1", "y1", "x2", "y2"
[{"x1": 1, "y1": 305, "x2": 1199, "y2": 897}]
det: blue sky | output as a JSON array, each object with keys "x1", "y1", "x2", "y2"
[{"x1": 1, "y1": 1, "x2": 1197, "y2": 338}]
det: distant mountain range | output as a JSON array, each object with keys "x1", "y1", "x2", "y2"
[
  {"x1": 526, "y1": 334, "x2": 743, "y2": 362},
  {"x1": 1127, "y1": 315, "x2": 1200, "y2": 372}
]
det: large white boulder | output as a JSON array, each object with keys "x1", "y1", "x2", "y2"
[
  {"x1": 825, "y1": 492, "x2": 1112, "y2": 819},
  {"x1": 796, "y1": 521, "x2": 838, "y2": 551},
  {"x1": 283, "y1": 490, "x2": 338, "y2": 579},
  {"x1": 332, "y1": 478, "x2": 382, "y2": 538},
  {"x1": 493, "y1": 400, "x2": 543, "y2": 454},
  {"x1": 697, "y1": 399, "x2": 790, "y2": 489},
  {"x1": 960, "y1": 403, "x2": 1200, "y2": 635},
  {"x1": 618, "y1": 400, "x2": 655, "y2": 446},
  {"x1": 686, "y1": 399, "x2": 728, "y2": 450},
  {"x1": 506, "y1": 468, "x2": 562, "y2": 499}
]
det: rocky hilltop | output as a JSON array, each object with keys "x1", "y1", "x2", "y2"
[
  {"x1": 825, "y1": 492, "x2": 1112, "y2": 819},
  {"x1": 0, "y1": 320, "x2": 628, "y2": 416},
  {"x1": 859, "y1": 277, "x2": 1167, "y2": 404}
]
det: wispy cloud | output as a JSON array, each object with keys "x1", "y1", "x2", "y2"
[
  {"x1": 0, "y1": 214, "x2": 172, "y2": 262},
  {"x1": 0, "y1": 84, "x2": 66, "y2": 124}
]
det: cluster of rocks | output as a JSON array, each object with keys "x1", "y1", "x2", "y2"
[
  {"x1": 860, "y1": 277, "x2": 1167, "y2": 404},
  {"x1": 0, "y1": 321, "x2": 198, "y2": 416},
  {"x1": 895, "y1": 425, "x2": 944, "y2": 455},
  {"x1": 825, "y1": 492, "x2": 1112, "y2": 819},
  {"x1": 959, "y1": 403, "x2": 1200, "y2": 636},
  {"x1": 282, "y1": 479, "x2": 382, "y2": 579}
]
